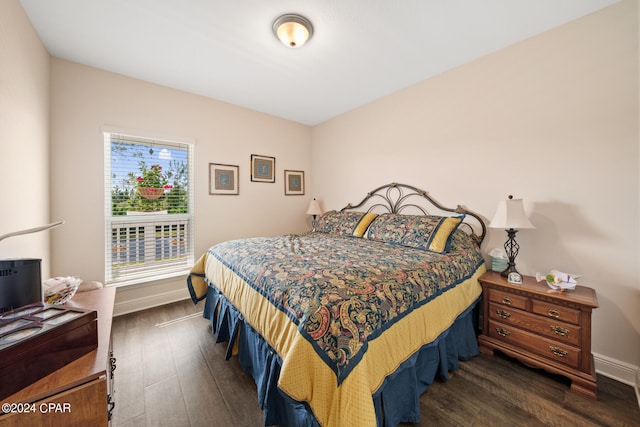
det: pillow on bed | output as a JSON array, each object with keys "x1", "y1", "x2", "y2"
[
  {"x1": 315, "y1": 211, "x2": 378, "y2": 237},
  {"x1": 365, "y1": 213, "x2": 465, "y2": 253}
]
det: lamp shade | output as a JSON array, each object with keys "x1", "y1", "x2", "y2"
[
  {"x1": 306, "y1": 198, "x2": 322, "y2": 216},
  {"x1": 489, "y1": 197, "x2": 534, "y2": 230}
]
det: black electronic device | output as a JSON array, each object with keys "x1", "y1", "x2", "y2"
[{"x1": 0, "y1": 259, "x2": 42, "y2": 314}]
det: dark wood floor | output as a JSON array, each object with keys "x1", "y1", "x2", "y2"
[{"x1": 112, "y1": 299, "x2": 639, "y2": 427}]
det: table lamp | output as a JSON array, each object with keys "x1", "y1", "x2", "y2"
[
  {"x1": 489, "y1": 196, "x2": 534, "y2": 280},
  {"x1": 306, "y1": 198, "x2": 322, "y2": 229}
]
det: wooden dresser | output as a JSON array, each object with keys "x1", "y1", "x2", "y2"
[
  {"x1": 478, "y1": 271, "x2": 598, "y2": 399},
  {"x1": 0, "y1": 287, "x2": 116, "y2": 426}
]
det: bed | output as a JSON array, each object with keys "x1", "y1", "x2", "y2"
[{"x1": 188, "y1": 183, "x2": 487, "y2": 426}]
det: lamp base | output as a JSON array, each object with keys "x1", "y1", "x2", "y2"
[{"x1": 501, "y1": 228, "x2": 522, "y2": 282}]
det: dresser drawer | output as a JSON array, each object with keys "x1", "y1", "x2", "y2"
[
  {"x1": 532, "y1": 300, "x2": 581, "y2": 325},
  {"x1": 488, "y1": 302, "x2": 580, "y2": 346},
  {"x1": 488, "y1": 320, "x2": 581, "y2": 369},
  {"x1": 488, "y1": 289, "x2": 528, "y2": 310}
]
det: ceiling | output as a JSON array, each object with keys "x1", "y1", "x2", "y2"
[{"x1": 20, "y1": 0, "x2": 620, "y2": 126}]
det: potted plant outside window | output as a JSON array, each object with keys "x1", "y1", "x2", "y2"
[
  {"x1": 122, "y1": 163, "x2": 174, "y2": 214},
  {"x1": 132, "y1": 164, "x2": 172, "y2": 199}
]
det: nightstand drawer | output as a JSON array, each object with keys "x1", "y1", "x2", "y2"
[
  {"x1": 488, "y1": 320, "x2": 581, "y2": 369},
  {"x1": 532, "y1": 300, "x2": 581, "y2": 325},
  {"x1": 488, "y1": 289, "x2": 528, "y2": 310},
  {"x1": 488, "y1": 302, "x2": 580, "y2": 346}
]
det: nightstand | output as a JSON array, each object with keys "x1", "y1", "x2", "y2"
[{"x1": 478, "y1": 271, "x2": 599, "y2": 399}]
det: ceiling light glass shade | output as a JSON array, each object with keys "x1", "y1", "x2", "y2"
[
  {"x1": 489, "y1": 197, "x2": 535, "y2": 230},
  {"x1": 273, "y1": 14, "x2": 313, "y2": 48}
]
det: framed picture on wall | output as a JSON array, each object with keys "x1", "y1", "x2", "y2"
[
  {"x1": 284, "y1": 170, "x2": 305, "y2": 195},
  {"x1": 250, "y1": 154, "x2": 275, "y2": 183},
  {"x1": 209, "y1": 163, "x2": 239, "y2": 195}
]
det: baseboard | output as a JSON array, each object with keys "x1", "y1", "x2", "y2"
[
  {"x1": 113, "y1": 287, "x2": 191, "y2": 316},
  {"x1": 594, "y1": 352, "x2": 640, "y2": 407}
]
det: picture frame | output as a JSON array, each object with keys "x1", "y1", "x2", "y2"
[
  {"x1": 209, "y1": 163, "x2": 239, "y2": 195},
  {"x1": 250, "y1": 154, "x2": 275, "y2": 183},
  {"x1": 508, "y1": 272, "x2": 523, "y2": 285},
  {"x1": 284, "y1": 170, "x2": 305, "y2": 196}
]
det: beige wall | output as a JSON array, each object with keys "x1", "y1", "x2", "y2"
[
  {"x1": 49, "y1": 59, "x2": 312, "y2": 312},
  {"x1": 0, "y1": 0, "x2": 51, "y2": 274},
  {"x1": 312, "y1": 0, "x2": 639, "y2": 379}
]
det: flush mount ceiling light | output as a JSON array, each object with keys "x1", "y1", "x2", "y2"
[{"x1": 272, "y1": 14, "x2": 313, "y2": 48}]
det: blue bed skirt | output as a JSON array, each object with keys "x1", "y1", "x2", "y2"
[{"x1": 202, "y1": 285, "x2": 480, "y2": 427}]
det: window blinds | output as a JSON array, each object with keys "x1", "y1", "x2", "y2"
[{"x1": 104, "y1": 132, "x2": 194, "y2": 286}]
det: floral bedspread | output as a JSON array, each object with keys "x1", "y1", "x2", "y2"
[{"x1": 206, "y1": 229, "x2": 484, "y2": 383}]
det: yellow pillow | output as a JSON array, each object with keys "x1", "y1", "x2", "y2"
[
  {"x1": 353, "y1": 213, "x2": 378, "y2": 237},
  {"x1": 428, "y1": 216, "x2": 463, "y2": 253}
]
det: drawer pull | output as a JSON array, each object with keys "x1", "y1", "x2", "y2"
[
  {"x1": 496, "y1": 309, "x2": 511, "y2": 319},
  {"x1": 550, "y1": 325, "x2": 570, "y2": 337},
  {"x1": 495, "y1": 328, "x2": 511, "y2": 337},
  {"x1": 549, "y1": 346, "x2": 568, "y2": 357},
  {"x1": 502, "y1": 296, "x2": 512, "y2": 305},
  {"x1": 548, "y1": 309, "x2": 561, "y2": 318}
]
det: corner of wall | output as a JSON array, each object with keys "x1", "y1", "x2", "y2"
[{"x1": 594, "y1": 352, "x2": 640, "y2": 407}]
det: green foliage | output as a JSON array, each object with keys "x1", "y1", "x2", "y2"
[
  {"x1": 165, "y1": 160, "x2": 189, "y2": 214},
  {"x1": 111, "y1": 185, "x2": 136, "y2": 216}
]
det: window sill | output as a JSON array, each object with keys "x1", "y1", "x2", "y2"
[{"x1": 105, "y1": 268, "x2": 190, "y2": 288}]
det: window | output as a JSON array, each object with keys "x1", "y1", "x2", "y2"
[{"x1": 104, "y1": 132, "x2": 194, "y2": 286}]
